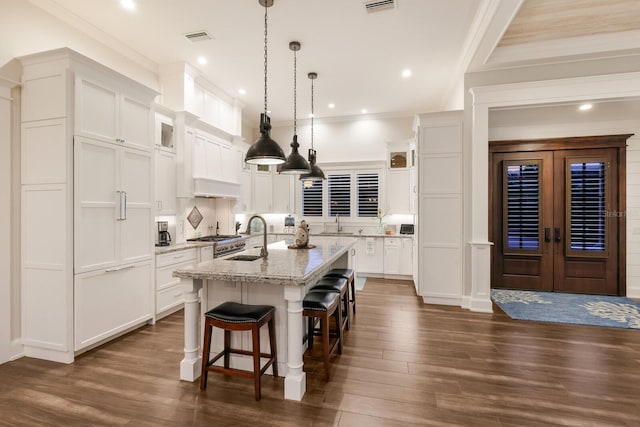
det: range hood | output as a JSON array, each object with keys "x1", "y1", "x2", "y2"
[{"x1": 193, "y1": 177, "x2": 240, "y2": 199}]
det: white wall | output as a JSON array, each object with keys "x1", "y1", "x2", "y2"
[
  {"x1": 0, "y1": 0, "x2": 158, "y2": 92},
  {"x1": 269, "y1": 114, "x2": 414, "y2": 163}
]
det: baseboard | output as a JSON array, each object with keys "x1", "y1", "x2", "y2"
[
  {"x1": 461, "y1": 295, "x2": 471, "y2": 309},
  {"x1": 469, "y1": 296, "x2": 494, "y2": 313},
  {"x1": 421, "y1": 295, "x2": 462, "y2": 306}
]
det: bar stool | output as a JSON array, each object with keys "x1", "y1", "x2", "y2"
[
  {"x1": 324, "y1": 268, "x2": 356, "y2": 317},
  {"x1": 200, "y1": 301, "x2": 278, "y2": 401},
  {"x1": 310, "y1": 276, "x2": 350, "y2": 331},
  {"x1": 302, "y1": 290, "x2": 343, "y2": 381}
]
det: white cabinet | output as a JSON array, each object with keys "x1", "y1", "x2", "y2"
[
  {"x1": 74, "y1": 260, "x2": 153, "y2": 351},
  {"x1": 272, "y1": 173, "x2": 293, "y2": 213},
  {"x1": 386, "y1": 170, "x2": 411, "y2": 214},
  {"x1": 193, "y1": 131, "x2": 236, "y2": 183},
  {"x1": 74, "y1": 137, "x2": 153, "y2": 274},
  {"x1": 19, "y1": 49, "x2": 157, "y2": 363},
  {"x1": 156, "y1": 149, "x2": 176, "y2": 214},
  {"x1": 400, "y1": 237, "x2": 413, "y2": 276},
  {"x1": 356, "y1": 237, "x2": 384, "y2": 275},
  {"x1": 253, "y1": 169, "x2": 273, "y2": 212},
  {"x1": 199, "y1": 245, "x2": 214, "y2": 263},
  {"x1": 155, "y1": 248, "x2": 196, "y2": 318},
  {"x1": 76, "y1": 76, "x2": 152, "y2": 152}
]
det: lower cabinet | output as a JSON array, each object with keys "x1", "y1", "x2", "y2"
[
  {"x1": 74, "y1": 260, "x2": 153, "y2": 351},
  {"x1": 155, "y1": 248, "x2": 197, "y2": 318},
  {"x1": 356, "y1": 237, "x2": 384, "y2": 275}
]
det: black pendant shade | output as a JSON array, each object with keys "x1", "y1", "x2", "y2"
[
  {"x1": 300, "y1": 149, "x2": 325, "y2": 181},
  {"x1": 278, "y1": 135, "x2": 310, "y2": 174},
  {"x1": 245, "y1": 117, "x2": 286, "y2": 166}
]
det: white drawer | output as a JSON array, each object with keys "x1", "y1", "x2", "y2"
[
  {"x1": 156, "y1": 260, "x2": 194, "y2": 290},
  {"x1": 156, "y1": 282, "x2": 184, "y2": 314},
  {"x1": 156, "y1": 248, "x2": 197, "y2": 268}
]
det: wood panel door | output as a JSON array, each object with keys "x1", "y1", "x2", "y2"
[{"x1": 491, "y1": 141, "x2": 625, "y2": 296}]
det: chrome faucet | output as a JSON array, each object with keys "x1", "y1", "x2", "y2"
[
  {"x1": 336, "y1": 212, "x2": 343, "y2": 232},
  {"x1": 246, "y1": 215, "x2": 268, "y2": 258}
]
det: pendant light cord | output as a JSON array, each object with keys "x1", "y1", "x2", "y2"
[
  {"x1": 310, "y1": 76, "x2": 314, "y2": 150},
  {"x1": 263, "y1": 2, "x2": 268, "y2": 116},
  {"x1": 293, "y1": 48, "x2": 297, "y2": 135}
]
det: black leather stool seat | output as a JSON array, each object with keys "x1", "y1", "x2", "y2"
[
  {"x1": 312, "y1": 277, "x2": 350, "y2": 330},
  {"x1": 205, "y1": 302, "x2": 274, "y2": 324},
  {"x1": 325, "y1": 268, "x2": 354, "y2": 279},
  {"x1": 303, "y1": 289, "x2": 340, "y2": 311},
  {"x1": 324, "y1": 268, "x2": 356, "y2": 317}
]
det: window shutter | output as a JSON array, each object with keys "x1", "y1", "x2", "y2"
[
  {"x1": 357, "y1": 173, "x2": 379, "y2": 217},
  {"x1": 569, "y1": 161, "x2": 606, "y2": 252},
  {"x1": 328, "y1": 174, "x2": 351, "y2": 217},
  {"x1": 301, "y1": 180, "x2": 323, "y2": 217},
  {"x1": 505, "y1": 163, "x2": 540, "y2": 251}
]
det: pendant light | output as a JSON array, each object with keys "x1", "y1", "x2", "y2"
[
  {"x1": 278, "y1": 41, "x2": 311, "y2": 174},
  {"x1": 300, "y1": 72, "x2": 326, "y2": 184},
  {"x1": 245, "y1": 0, "x2": 286, "y2": 166}
]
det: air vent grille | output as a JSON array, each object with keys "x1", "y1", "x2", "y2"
[
  {"x1": 364, "y1": 0, "x2": 396, "y2": 13},
  {"x1": 184, "y1": 31, "x2": 213, "y2": 42}
]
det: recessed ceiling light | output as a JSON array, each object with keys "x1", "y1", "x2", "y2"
[
  {"x1": 402, "y1": 69, "x2": 412, "y2": 78},
  {"x1": 238, "y1": 88, "x2": 246, "y2": 95},
  {"x1": 328, "y1": 103, "x2": 335, "y2": 109},
  {"x1": 197, "y1": 56, "x2": 207, "y2": 65},
  {"x1": 361, "y1": 109, "x2": 368, "y2": 114},
  {"x1": 120, "y1": 0, "x2": 136, "y2": 11},
  {"x1": 579, "y1": 103, "x2": 593, "y2": 111}
]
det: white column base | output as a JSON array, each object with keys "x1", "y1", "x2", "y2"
[
  {"x1": 284, "y1": 371, "x2": 307, "y2": 401},
  {"x1": 469, "y1": 241, "x2": 493, "y2": 313},
  {"x1": 180, "y1": 277, "x2": 203, "y2": 382},
  {"x1": 284, "y1": 285, "x2": 307, "y2": 401}
]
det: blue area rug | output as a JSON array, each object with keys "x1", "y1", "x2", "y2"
[
  {"x1": 355, "y1": 276, "x2": 366, "y2": 291},
  {"x1": 492, "y1": 289, "x2": 640, "y2": 329}
]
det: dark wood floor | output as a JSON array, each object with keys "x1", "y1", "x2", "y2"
[{"x1": 2, "y1": 279, "x2": 640, "y2": 426}]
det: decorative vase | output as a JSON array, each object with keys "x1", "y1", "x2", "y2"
[{"x1": 377, "y1": 222, "x2": 384, "y2": 234}]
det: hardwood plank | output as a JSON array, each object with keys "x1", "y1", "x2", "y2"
[{"x1": 2, "y1": 280, "x2": 640, "y2": 425}]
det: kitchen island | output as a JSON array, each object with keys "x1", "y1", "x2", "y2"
[{"x1": 173, "y1": 236, "x2": 357, "y2": 401}]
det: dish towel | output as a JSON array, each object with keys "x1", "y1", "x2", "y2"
[{"x1": 365, "y1": 238, "x2": 374, "y2": 254}]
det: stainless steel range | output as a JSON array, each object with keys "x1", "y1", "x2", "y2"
[{"x1": 186, "y1": 235, "x2": 246, "y2": 258}]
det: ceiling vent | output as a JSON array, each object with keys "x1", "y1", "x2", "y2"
[
  {"x1": 363, "y1": 0, "x2": 396, "y2": 13},
  {"x1": 184, "y1": 30, "x2": 213, "y2": 42}
]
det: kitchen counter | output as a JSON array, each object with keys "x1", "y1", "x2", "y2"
[
  {"x1": 154, "y1": 242, "x2": 204, "y2": 255},
  {"x1": 174, "y1": 236, "x2": 357, "y2": 402}
]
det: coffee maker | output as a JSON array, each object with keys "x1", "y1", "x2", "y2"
[{"x1": 156, "y1": 221, "x2": 171, "y2": 246}]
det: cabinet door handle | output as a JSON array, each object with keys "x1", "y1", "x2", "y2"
[
  {"x1": 116, "y1": 191, "x2": 124, "y2": 220},
  {"x1": 122, "y1": 191, "x2": 127, "y2": 220},
  {"x1": 544, "y1": 228, "x2": 551, "y2": 242},
  {"x1": 105, "y1": 264, "x2": 135, "y2": 273},
  {"x1": 554, "y1": 227, "x2": 561, "y2": 242}
]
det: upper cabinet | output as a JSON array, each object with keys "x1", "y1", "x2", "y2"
[
  {"x1": 75, "y1": 76, "x2": 152, "y2": 152},
  {"x1": 386, "y1": 140, "x2": 416, "y2": 215}
]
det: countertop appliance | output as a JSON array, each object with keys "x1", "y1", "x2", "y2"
[
  {"x1": 186, "y1": 234, "x2": 246, "y2": 258},
  {"x1": 157, "y1": 221, "x2": 171, "y2": 246},
  {"x1": 399, "y1": 224, "x2": 414, "y2": 235}
]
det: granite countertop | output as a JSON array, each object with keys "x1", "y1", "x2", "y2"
[
  {"x1": 154, "y1": 241, "x2": 213, "y2": 255},
  {"x1": 173, "y1": 236, "x2": 357, "y2": 287}
]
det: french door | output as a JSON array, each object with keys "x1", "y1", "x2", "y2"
[{"x1": 490, "y1": 138, "x2": 627, "y2": 296}]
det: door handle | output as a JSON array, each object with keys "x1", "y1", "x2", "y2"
[
  {"x1": 554, "y1": 227, "x2": 561, "y2": 242},
  {"x1": 544, "y1": 228, "x2": 551, "y2": 242},
  {"x1": 122, "y1": 191, "x2": 127, "y2": 220}
]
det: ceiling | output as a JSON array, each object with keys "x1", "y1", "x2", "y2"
[{"x1": 21, "y1": 0, "x2": 640, "y2": 125}]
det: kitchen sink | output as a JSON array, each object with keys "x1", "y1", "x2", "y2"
[{"x1": 227, "y1": 254, "x2": 262, "y2": 261}]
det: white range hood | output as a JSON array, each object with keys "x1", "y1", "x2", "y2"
[{"x1": 193, "y1": 177, "x2": 240, "y2": 199}]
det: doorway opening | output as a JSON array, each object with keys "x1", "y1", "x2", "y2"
[{"x1": 489, "y1": 135, "x2": 629, "y2": 296}]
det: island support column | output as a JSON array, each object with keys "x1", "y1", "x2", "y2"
[
  {"x1": 180, "y1": 277, "x2": 203, "y2": 381},
  {"x1": 284, "y1": 285, "x2": 307, "y2": 401}
]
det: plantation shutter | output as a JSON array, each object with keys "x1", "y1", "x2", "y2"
[
  {"x1": 328, "y1": 174, "x2": 351, "y2": 217},
  {"x1": 357, "y1": 173, "x2": 379, "y2": 217},
  {"x1": 504, "y1": 161, "x2": 541, "y2": 252},
  {"x1": 301, "y1": 180, "x2": 323, "y2": 217},
  {"x1": 568, "y1": 160, "x2": 606, "y2": 252}
]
